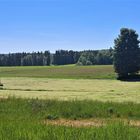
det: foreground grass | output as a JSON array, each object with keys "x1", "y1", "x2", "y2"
[
  {"x1": 1, "y1": 98, "x2": 140, "y2": 139},
  {"x1": 0, "y1": 65, "x2": 115, "y2": 79},
  {"x1": 0, "y1": 78, "x2": 140, "y2": 102},
  {"x1": 0, "y1": 121, "x2": 140, "y2": 140}
]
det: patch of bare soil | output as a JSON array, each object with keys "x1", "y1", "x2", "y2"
[
  {"x1": 44, "y1": 118, "x2": 140, "y2": 128},
  {"x1": 44, "y1": 119, "x2": 105, "y2": 127},
  {"x1": 126, "y1": 120, "x2": 140, "y2": 127}
]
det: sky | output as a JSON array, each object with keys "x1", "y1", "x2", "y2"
[{"x1": 0, "y1": 0, "x2": 140, "y2": 53}]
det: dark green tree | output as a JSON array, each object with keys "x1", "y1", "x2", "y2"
[{"x1": 114, "y1": 28, "x2": 140, "y2": 79}]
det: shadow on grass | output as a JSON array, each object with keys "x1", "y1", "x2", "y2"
[{"x1": 118, "y1": 75, "x2": 140, "y2": 82}]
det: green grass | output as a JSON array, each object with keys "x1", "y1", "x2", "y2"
[
  {"x1": 0, "y1": 65, "x2": 115, "y2": 79},
  {"x1": 0, "y1": 121, "x2": 140, "y2": 140},
  {"x1": 1, "y1": 98, "x2": 140, "y2": 121},
  {"x1": 1, "y1": 98, "x2": 140, "y2": 139},
  {"x1": 0, "y1": 78, "x2": 140, "y2": 103},
  {"x1": 0, "y1": 65, "x2": 139, "y2": 139}
]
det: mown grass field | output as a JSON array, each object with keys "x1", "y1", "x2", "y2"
[
  {"x1": 0, "y1": 65, "x2": 140, "y2": 139},
  {"x1": 0, "y1": 78, "x2": 140, "y2": 103},
  {"x1": 0, "y1": 65, "x2": 115, "y2": 79}
]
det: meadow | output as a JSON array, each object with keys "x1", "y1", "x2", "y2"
[
  {"x1": 0, "y1": 65, "x2": 140, "y2": 140},
  {"x1": 0, "y1": 65, "x2": 115, "y2": 79},
  {"x1": 1, "y1": 98, "x2": 140, "y2": 140},
  {"x1": 0, "y1": 77, "x2": 140, "y2": 103},
  {"x1": 1, "y1": 120, "x2": 140, "y2": 140}
]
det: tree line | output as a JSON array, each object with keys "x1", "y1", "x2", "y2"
[
  {"x1": 52, "y1": 50, "x2": 81, "y2": 65},
  {"x1": 77, "y1": 49, "x2": 113, "y2": 65},
  {"x1": 0, "y1": 49, "x2": 114, "y2": 66},
  {"x1": 0, "y1": 51, "x2": 50, "y2": 66}
]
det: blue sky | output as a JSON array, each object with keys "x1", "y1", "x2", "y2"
[{"x1": 0, "y1": 0, "x2": 140, "y2": 53}]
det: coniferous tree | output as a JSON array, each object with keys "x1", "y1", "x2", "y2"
[{"x1": 114, "y1": 28, "x2": 140, "y2": 79}]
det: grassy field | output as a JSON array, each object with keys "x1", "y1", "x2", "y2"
[
  {"x1": 2, "y1": 98, "x2": 140, "y2": 120},
  {"x1": 0, "y1": 65, "x2": 115, "y2": 79},
  {"x1": 1, "y1": 121, "x2": 140, "y2": 140},
  {"x1": 0, "y1": 77, "x2": 140, "y2": 103},
  {"x1": 1, "y1": 98, "x2": 140, "y2": 140},
  {"x1": 0, "y1": 65, "x2": 140, "y2": 139}
]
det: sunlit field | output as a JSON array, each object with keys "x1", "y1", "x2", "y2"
[
  {"x1": 0, "y1": 65, "x2": 115, "y2": 79},
  {"x1": 0, "y1": 77, "x2": 140, "y2": 103},
  {"x1": 1, "y1": 98, "x2": 140, "y2": 140},
  {"x1": 0, "y1": 65, "x2": 139, "y2": 140}
]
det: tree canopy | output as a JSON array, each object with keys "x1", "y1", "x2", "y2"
[{"x1": 77, "y1": 49, "x2": 113, "y2": 66}]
